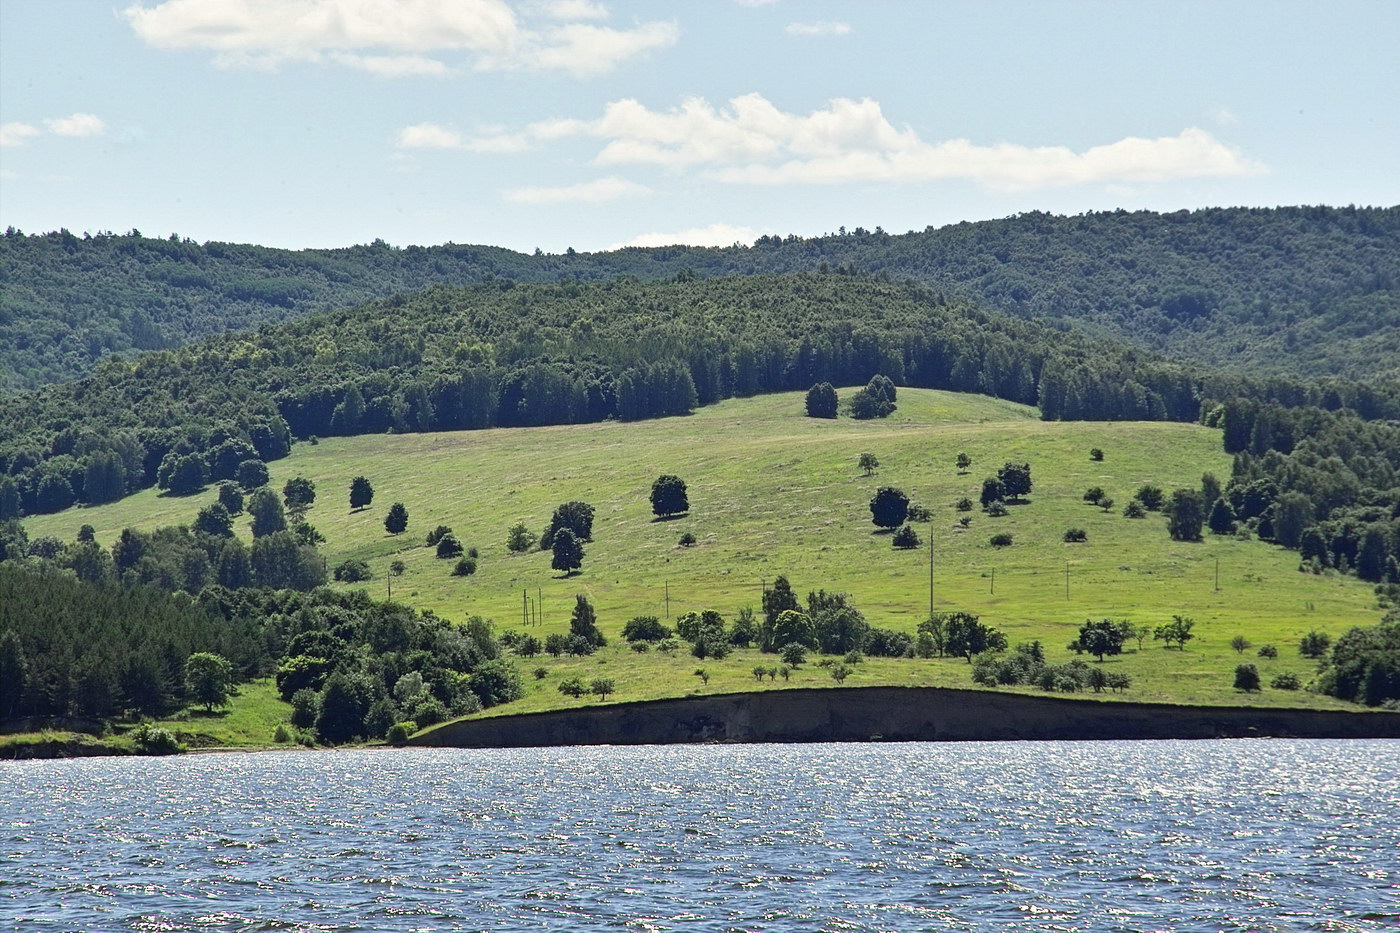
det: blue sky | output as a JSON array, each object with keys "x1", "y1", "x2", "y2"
[{"x1": 2, "y1": 0, "x2": 1397, "y2": 252}]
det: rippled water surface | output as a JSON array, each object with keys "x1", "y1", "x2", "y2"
[{"x1": 3, "y1": 740, "x2": 1398, "y2": 931}]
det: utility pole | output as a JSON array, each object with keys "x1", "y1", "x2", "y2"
[
  {"x1": 1064, "y1": 560, "x2": 1070, "y2": 600},
  {"x1": 1215, "y1": 557, "x2": 1220, "y2": 593},
  {"x1": 538, "y1": 587, "x2": 543, "y2": 626},
  {"x1": 664, "y1": 580, "x2": 670, "y2": 620},
  {"x1": 928, "y1": 529, "x2": 934, "y2": 620},
  {"x1": 990, "y1": 568, "x2": 995, "y2": 596},
  {"x1": 522, "y1": 589, "x2": 528, "y2": 627}
]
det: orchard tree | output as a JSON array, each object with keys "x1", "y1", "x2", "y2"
[
  {"x1": 385, "y1": 502, "x2": 409, "y2": 535},
  {"x1": 805, "y1": 382, "x2": 838, "y2": 419},
  {"x1": 350, "y1": 476, "x2": 374, "y2": 511},
  {"x1": 650, "y1": 475, "x2": 689, "y2": 517},
  {"x1": 869, "y1": 486, "x2": 910, "y2": 530}
]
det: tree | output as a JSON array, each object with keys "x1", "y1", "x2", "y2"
[
  {"x1": 1167, "y1": 488, "x2": 1204, "y2": 541},
  {"x1": 349, "y1": 476, "x2": 374, "y2": 511},
  {"x1": 980, "y1": 477, "x2": 1004, "y2": 509},
  {"x1": 542, "y1": 500, "x2": 595, "y2": 547},
  {"x1": 283, "y1": 476, "x2": 316, "y2": 511},
  {"x1": 0, "y1": 630, "x2": 28, "y2": 717},
  {"x1": 780, "y1": 642, "x2": 808, "y2": 667},
  {"x1": 552, "y1": 527, "x2": 584, "y2": 575},
  {"x1": 955, "y1": 453, "x2": 972, "y2": 474},
  {"x1": 569, "y1": 594, "x2": 605, "y2": 647},
  {"x1": 163, "y1": 455, "x2": 207, "y2": 496},
  {"x1": 1356, "y1": 526, "x2": 1390, "y2": 582},
  {"x1": 1272, "y1": 492, "x2": 1314, "y2": 549},
  {"x1": 650, "y1": 474, "x2": 689, "y2": 517},
  {"x1": 1083, "y1": 487, "x2": 1105, "y2": 505},
  {"x1": 1122, "y1": 500, "x2": 1146, "y2": 519},
  {"x1": 217, "y1": 481, "x2": 244, "y2": 516},
  {"x1": 1207, "y1": 497, "x2": 1237, "y2": 535},
  {"x1": 558, "y1": 677, "x2": 587, "y2": 698},
  {"x1": 1098, "y1": 496, "x2": 1115, "y2": 513},
  {"x1": 334, "y1": 559, "x2": 372, "y2": 582},
  {"x1": 858, "y1": 452, "x2": 879, "y2": 476},
  {"x1": 1230, "y1": 635, "x2": 1252, "y2": 654},
  {"x1": 1299, "y1": 630, "x2": 1331, "y2": 659},
  {"x1": 892, "y1": 525, "x2": 920, "y2": 549},
  {"x1": 1154, "y1": 615, "x2": 1196, "y2": 650},
  {"x1": 506, "y1": 521, "x2": 536, "y2": 553},
  {"x1": 384, "y1": 502, "x2": 409, "y2": 535},
  {"x1": 623, "y1": 616, "x2": 671, "y2": 642},
  {"x1": 1233, "y1": 664, "x2": 1262, "y2": 692},
  {"x1": 761, "y1": 576, "x2": 800, "y2": 638},
  {"x1": 941, "y1": 612, "x2": 1007, "y2": 662},
  {"x1": 195, "y1": 502, "x2": 234, "y2": 538},
  {"x1": 316, "y1": 671, "x2": 373, "y2": 744},
  {"x1": 0, "y1": 476, "x2": 21, "y2": 520},
  {"x1": 869, "y1": 486, "x2": 909, "y2": 530},
  {"x1": 436, "y1": 533, "x2": 463, "y2": 558},
  {"x1": 247, "y1": 486, "x2": 286, "y2": 537},
  {"x1": 805, "y1": 382, "x2": 838, "y2": 418},
  {"x1": 590, "y1": 678, "x2": 616, "y2": 701},
  {"x1": 1071, "y1": 619, "x2": 1130, "y2": 661},
  {"x1": 997, "y1": 463, "x2": 1032, "y2": 502},
  {"x1": 830, "y1": 663, "x2": 852, "y2": 684},
  {"x1": 236, "y1": 459, "x2": 269, "y2": 490},
  {"x1": 183, "y1": 652, "x2": 234, "y2": 712},
  {"x1": 1135, "y1": 485, "x2": 1165, "y2": 511},
  {"x1": 771, "y1": 610, "x2": 817, "y2": 651}
]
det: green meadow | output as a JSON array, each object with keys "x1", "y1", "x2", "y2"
[{"x1": 28, "y1": 388, "x2": 1385, "y2": 713}]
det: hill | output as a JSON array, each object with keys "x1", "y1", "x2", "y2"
[
  {"x1": 25, "y1": 387, "x2": 1386, "y2": 712},
  {"x1": 4, "y1": 205, "x2": 1397, "y2": 390}
]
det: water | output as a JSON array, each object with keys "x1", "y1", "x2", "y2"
[{"x1": 2, "y1": 740, "x2": 1397, "y2": 932}]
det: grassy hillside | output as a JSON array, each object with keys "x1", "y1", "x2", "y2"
[
  {"x1": 5, "y1": 205, "x2": 1397, "y2": 389},
  {"x1": 28, "y1": 387, "x2": 1384, "y2": 713}
]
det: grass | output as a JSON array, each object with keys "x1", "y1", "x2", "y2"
[
  {"x1": 148, "y1": 678, "x2": 292, "y2": 748},
  {"x1": 27, "y1": 387, "x2": 1387, "y2": 716}
]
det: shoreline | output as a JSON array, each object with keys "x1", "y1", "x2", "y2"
[{"x1": 411, "y1": 686, "x2": 1400, "y2": 748}]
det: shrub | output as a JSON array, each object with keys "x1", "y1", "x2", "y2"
[
  {"x1": 1233, "y1": 664, "x2": 1262, "y2": 692},
  {"x1": 1090, "y1": 448, "x2": 1104, "y2": 461},
  {"x1": 386, "y1": 722, "x2": 413, "y2": 745},
  {"x1": 955, "y1": 497, "x2": 973, "y2": 512},
  {"x1": 436, "y1": 534, "x2": 464, "y2": 559},
  {"x1": 289, "y1": 688, "x2": 319, "y2": 728},
  {"x1": 623, "y1": 616, "x2": 672, "y2": 642},
  {"x1": 532, "y1": 667, "x2": 547, "y2": 679},
  {"x1": 1083, "y1": 487, "x2": 1105, "y2": 505},
  {"x1": 830, "y1": 663, "x2": 852, "y2": 683},
  {"x1": 333, "y1": 559, "x2": 372, "y2": 582},
  {"x1": 906, "y1": 504, "x2": 932, "y2": 522},
  {"x1": 1122, "y1": 500, "x2": 1147, "y2": 519},
  {"x1": 451, "y1": 557, "x2": 477, "y2": 576},
  {"x1": 892, "y1": 525, "x2": 920, "y2": 549},
  {"x1": 273, "y1": 723, "x2": 293, "y2": 743},
  {"x1": 958, "y1": 516, "x2": 972, "y2": 528},
  {"x1": 986, "y1": 501, "x2": 1008, "y2": 517},
  {"x1": 505, "y1": 521, "x2": 536, "y2": 553},
  {"x1": 1257, "y1": 644, "x2": 1278, "y2": 659},
  {"x1": 780, "y1": 643, "x2": 807, "y2": 667},
  {"x1": 412, "y1": 698, "x2": 448, "y2": 729},
  {"x1": 558, "y1": 677, "x2": 587, "y2": 698},
  {"x1": 1230, "y1": 635, "x2": 1252, "y2": 654},
  {"x1": 1270, "y1": 672, "x2": 1302, "y2": 690},
  {"x1": 679, "y1": 532, "x2": 697, "y2": 547},
  {"x1": 630, "y1": 641, "x2": 650, "y2": 652},
  {"x1": 1063, "y1": 528, "x2": 1087, "y2": 543},
  {"x1": 425, "y1": 525, "x2": 452, "y2": 546},
  {"x1": 1299, "y1": 631, "x2": 1331, "y2": 658},
  {"x1": 1135, "y1": 485, "x2": 1166, "y2": 511},
  {"x1": 132, "y1": 724, "x2": 182, "y2": 755},
  {"x1": 989, "y1": 533, "x2": 1013, "y2": 548}
]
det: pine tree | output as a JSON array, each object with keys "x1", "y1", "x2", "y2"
[{"x1": 384, "y1": 502, "x2": 409, "y2": 535}]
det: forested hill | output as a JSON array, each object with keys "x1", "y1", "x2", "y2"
[{"x1": 4, "y1": 205, "x2": 1397, "y2": 390}]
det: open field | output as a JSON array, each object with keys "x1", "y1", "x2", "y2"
[{"x1": 28, "y1": 388, "x2": 1386, "y2": 713}]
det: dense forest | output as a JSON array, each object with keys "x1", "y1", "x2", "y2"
[
  {"x1": 4, "y1": 205, "x2": 1397, "y2": 389},
  {"x1": 7, "y1": 273, "x2": 1397, "y2": 526}
]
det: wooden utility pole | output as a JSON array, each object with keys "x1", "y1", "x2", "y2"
[
  {"x1": 990, "y1": 568, "x2": 995, "y2": 595},
  {"x1": 928, "y1": 530, "x2": 934, "y2": 619},
  {"x1": 1064, "y1": 560, "x2": 1070, "y2": 600},
  {"x1": 664, "y1": 580, "x2": 671, "y2": 620},
  {"x1": 1215, "y1": 557, "x2": 1220, "y2": 593}
]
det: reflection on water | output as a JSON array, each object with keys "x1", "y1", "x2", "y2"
[{"x1": 3, "y1": 739, "x2": 1398, "y2": 931}]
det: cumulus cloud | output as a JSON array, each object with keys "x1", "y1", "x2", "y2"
[
  {"x1": 785, "y1": 21, "x2": 851, "y2": 37},
  {"x1": 483, "y1": 93, "x2": 1263, "y2": 192},
  {"x1": 122, "y1": 0, "x2": 677, "y2": 76},
  {"x1": 504, "y1": 175, "x2": 650, "y2": 203},
  {"x1": 2, "y1": 114, "x2": 107, "y2": 147},
  {"x1": 397, "y1": 121, "x2": 530, "y2": 152},
  {"x1": 611, "y1": 223, "x2": 759, "y2": 249}
]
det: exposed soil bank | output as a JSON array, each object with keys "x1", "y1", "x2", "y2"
[{"x1": 411, "y1": 687, "x2": 1400, "y2": 748}]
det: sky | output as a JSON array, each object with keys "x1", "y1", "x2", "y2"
[{"x1": 1, "y1": 0, "x2": 1397, "y2": 253}]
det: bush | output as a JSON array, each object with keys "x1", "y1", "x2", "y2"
[
  {"x1": 533, "y1": 667, "x2": 547, "y2": 680},
  {"x1": 436, "y1": 534, "x2": 464, "y2": 559},
  {"x1": 1122, "y1": 500, "x2": 1147, "y2": 519},
  {"x1": 986, "y1": 501, "x2": 1008, "y2": 517},
  {"x1": 679, "y1": 532, "x2": 697, "y2": 547},
  {"x1": 907, "y1": 504, "x2": 931, "y2": 522},
  {"x1": 505, "y1": 521, "x2": 536, "y2": 553},
  {"x1": 1230, "y1": 635, "x2": 1252, "y2": 654},
  {"x1": 780, "y1": 643, "x2": 807, "y2": 667},
  {"x1": 631, "y1": 641, "x2": 650, "y2": 652},
  {"x1": 1257, "y1": 644, "x2": 1278, "y2": 659},
  {"x1": 558, "y1": 677, "x2": 588, "y2": 698},
  {"x1": 386, "y1": 722, "x2": 413, "y2": 745},
  {"x1": 451, "y1": 557, "x2": 477, "y2": 576},
  {"x1": 273, "y1": 723, "x2": 293, "y2": 743},
  {"x1": 955, "y1": 497, "x2": 973, "y2": 512},
  {"x1": 289, "y1": 688, "x2": 319, "y2": 728},
  {"x1": 426, "y1": 525, "x2": 453, "y2": 546},
  {"x1": 1135, "y1": 485, "x2": 1166, "y2": 511},
  {"x1": 132, "y1": 723, "x2": 182, "y2": 755},
  {"x1": 1063, "y1": 528, "x2": 1087, "y2": 543},
  {"x1": 1234, "y1": 664, "x2": 1262, "y2": 692},
  {"x1": 333, "y1": 559, "x2": 371, "y2": 582},
  {"x1": 989, "y1": 533, "x2": 1013, "y2": 548},
  {"x1": 892, "y1": 525, "x2": 920, "y2": 549},
  {"x1": 1083, "y1": 487, "x2": 1105, "y2": 504},
  {"x1": 1090, "y1": 448, "x2": 1104, "y2": 461},
  {"x1": 1299, "y1": 631, "x2": 1331, "y2": 658},
  {"x1": 1270, "y1": 672, "x2": 1302, "y2": 690},
  {"x1": 623, "y1": 616, "x2": 672, "y2": 642}
]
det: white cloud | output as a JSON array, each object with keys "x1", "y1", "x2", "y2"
[
  {"x1": 1212, "y1": 106, "x2": 1238, "y2": 126},
  {"x1": 396, "y1": 121, "x2": 531, "y2": 152},
  {"x1": 0, "y1": 122, "x2": 41, "y2": 148},
  {"x1": 493, "y1": 93, "x2": 1263, "y2": 192},
  {"x1": 504, "y1": 175, "x2": 650, "y2": 203},
  {"x1": 43, "y1": 113, "x2": 108, "y2": 137},
  {"x1": 122, "y1": 0, "x2": 676, "y2": 76},
  {"x1": 785, "y1": 21, "x2": 850, "y2": 37},
  {"x1": 2, "y1": 114, "x2": 108, "y2": 147},
  {"x1": 611, "y1": 223, "x2": 758, "y2": 249},
  {"x1": 540, "y1": 0, "x2": 607, "y2": 20}
]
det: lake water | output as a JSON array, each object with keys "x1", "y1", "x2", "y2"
[{"x1": 3, "y1": 740, "x2": 1397, "y2": 931}]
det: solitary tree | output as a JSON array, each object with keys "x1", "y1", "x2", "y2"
[
  {"x1": 997, "y1": 463, "x2": 1032, "y2": 502},
  {"x1": 805, "y1": 382, "x2": 838, "y2": 419},
  {"x1": 349, "y1": 476, "x2": 374, "y2": 511},
  {"x1": 384, "y1": 502, "x2": 409, "y2": 535},
  {"x1": 955, "y1": 453, "x2": 972, "y2": 474},
  {"x1": 869, "y1": 486, "x2": 910, "y2": 530},
  {"x1": 1154, "y1": 615, "x2": 1196, "y2": 650},
  {"x1": 183, "y1": 652, "x2": 234, "y2": 713},
  {"x1": 1233, "y1": 664, "x2": 1262, "y2": 692},
  {"x1": 590, "y1": 678, "x2": 616, "y2": 701},
  {"x1": 552, "y1": 527, "x2": 585, "y2": 575},
  {"x1": 506, "y1": 521, "x2": 537, "y2": 553},
  {"x1": 1167, "y1": 489, "x2": 1205, "y2": 541},
  {"x1": 569, "y1": 594, "x2": 605, "y2": 647},
  {"x1": 858, "y1": 452, "x2": 879, "y2": 476},
  {"x1": 650, "y1": 475, "x2": 689, "y2": 517},
  {"x1": 1071, "y1": 619, "x2": 1130, "y2": 661},
  {"x1": 1230, "y1": 635, "x2": 1252, "y2": 654}
]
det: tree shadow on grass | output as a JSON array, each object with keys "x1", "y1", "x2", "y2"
[{"x1": 650, "y1": 513, "x2": 690, "y2": 523}]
